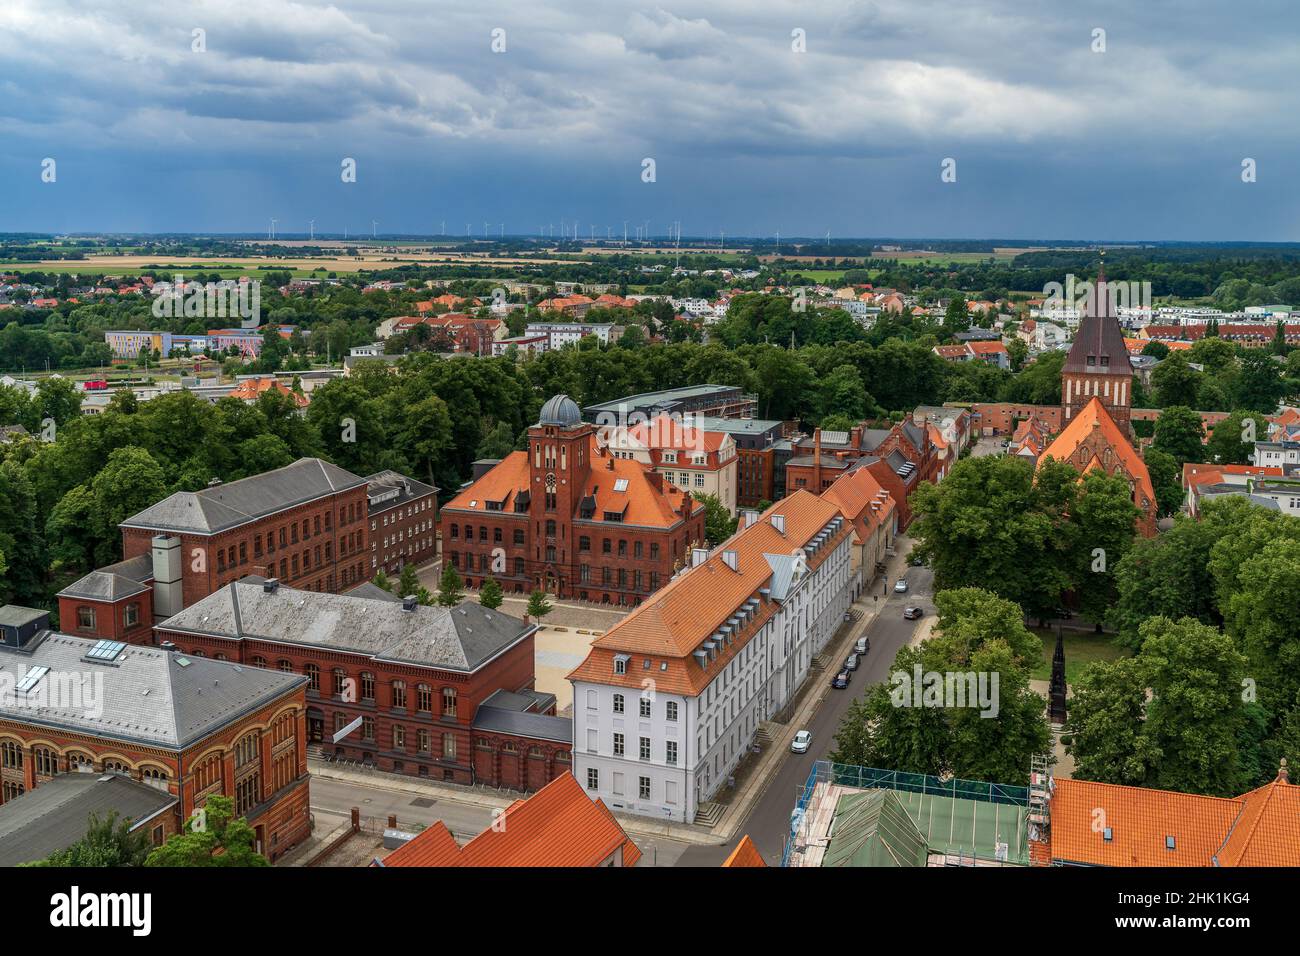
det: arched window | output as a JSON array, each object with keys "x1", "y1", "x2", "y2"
[
  {"x1": 33, "y1": 746, "x2": 58, "y2": 777},
  {"x1": 0, "y1": 741, "x2": 23, "y2": 770},
  {"x1": 141, "y1": 766, "x2": 169, "y2": 790},
  {"x1": 102, "y1": 759, "x2": 130, "y2": 776},
  {"x1": 250, "y1": 656, "x2": 267, "y2": 668},
  {"x1": 235, "y1": 731, "x2": 261, "y2": 769},
  {"x1": 441, "y1": 687, "x2": 457, "y2": 717},
  {"x1": 67, "y1": 751, "x2": 94, "y2": 773}
]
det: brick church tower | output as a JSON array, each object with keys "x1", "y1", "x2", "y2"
[{"x1": 1061, "y1": 264, "x2": 1134, "y2": 432}]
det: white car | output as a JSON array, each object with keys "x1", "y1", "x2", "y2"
[
  {"x1": 791, "y1": 730, "x2": 812, "y2": 754},
  {"x1": 894, "y1": 578, "x2": 909, "y2": 593}
]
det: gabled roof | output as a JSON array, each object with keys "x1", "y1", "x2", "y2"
[
  {"x1": 379, "y1": 773, "x2": 640, "y2": 867},
  {"x1": 121, "y1": 458, "x2": 366, "y2": 534},
  {"x1": 820, "y1": 467, "x2": 896, "y2": 544},
  {"x1": 1048, "y1": 774, "x2": 1300, "y2": 867},
  {"x1": 1214, "y1": 776, "x2": 1300, "y2": 866},
  {"x1": 721, "y1": 835, "x2": 767, "y2": 867},
  {"x1": 0, "y1": 630, "x2": 304, "y2": 748},
  {"x1": 442, "y1": 440, "x2": 700, "y2": 529},
  {"x1": 159, "y1": 582, "x2": 533, "y2": 672},
  {"x1": 1038, "y1": 397, "x2": 1155, "y2": 506}
]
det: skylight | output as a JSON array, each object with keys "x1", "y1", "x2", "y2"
[
  {"x1": 15, "y1": 665, "x2": 49, "y2": 693},
  {"x1": 86, "y1": 639, "x2": 126, "y2": 662},
  {"x1": 613, "y1": 478, "x2": 629, "y2": 492}
]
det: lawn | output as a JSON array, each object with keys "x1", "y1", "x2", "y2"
[{"x1": 1028, "y1": 628, "x2": 1130, "y2": 684}]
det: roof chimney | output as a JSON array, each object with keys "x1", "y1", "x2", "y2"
[
  {"x1": 263, "y1": 578, "x2": 279, "y2": 593},
  {"x1": 208, "y1": 477, "x2": 222, "y2": 487},
  {"x1": 813, "y1": 427, "x2": 822, "y2": 490},
  {"x1": 402, "y1": 595, "x2": 418, "y2": 611}
]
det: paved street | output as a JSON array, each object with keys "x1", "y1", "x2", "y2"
[{"x1": 676, "y1": 564, "x2": 936, "y2": 867}]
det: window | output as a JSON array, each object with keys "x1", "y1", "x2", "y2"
[
  {"x1": 639, "y1": 696, "x2": 651, "y2": 718},
  {"x1": 417, "y1": 729, "x2": 431, "y2": 753},
  {"x1": 442, "y1": 733, "x2": 456, "y2": 760},
  {"x1": 442, "y1": 687, "x2": 457, "y2": 717},
  {"x1": 77, "y1": 606, "x2": 95, "y2": 630},
  {"x1": 639, "y1": 737, "x2": 651, "y2": 761},
  {"x1": 361, "y1": 672, "x2": 375, "y2": 701},
  {"x1": 1, "y1": 741, "x2": 23, "y2": 769},
  {"x1": 142, "y1": 766, "x2": 169, "y2": 789},
  {"x1": 304, "y1": 663, "x2": 320, "y2": 692},
  {"x1": 614, "y1": 658, "x2": 626, "y2": 675},
  {"x1": 393, "y1": 725, "x2": 406, "y2": 750},
  {"x1": 362, "y1": 716, "x2": 375, "y2": 741},
  {"x1": 235, "y1": 730, "x2": 261, "y2": 768},
  {"x1": 666, "y1": 701, "x2": 678, "y2": 721},
  {"x1": 613, "y1": 693, "x2": 624, "y2": 714},
  {"x1": 639, "y1": 776, "x2": 651, "y2": 800},
  {"x1": 333, "y1": 668, "x2": 348, "y2": 697},
  {"x1": 586, "y1": 768, "x2": 599, "y2": 790},
  {"x1": 666, "y1": 740, "x2": 678, "y2": 765},
  {"x1": 124, "y1": 603, "x2": 139, "y2": 628},
  {"x1": 33, "y1": 746, "x2": 57, "y2": 777},
  {"x1": 417, "y1": 684, "x2": 433, "y2": 713},
  {"x1": 613, "y1": 732, "x2": 625, "y2": 756},
  {"x1": 392, "y1": 680, "x2": 407, "y2": 709}
]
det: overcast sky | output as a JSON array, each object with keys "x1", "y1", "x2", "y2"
[{"x1": 2, "y1": 0, "x2": 1297, "y2": 239}]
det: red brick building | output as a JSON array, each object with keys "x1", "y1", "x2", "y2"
[
  {"x1": 441, "y1": 395, "x2": 705, "y2": 606},
  {"x1": 365, "y1": 470, "x2": 439, "y2": 578},
  {"x1": 0, "y1": 605, "x2": 310, "y2": 861},
  {"x1": 153, "y1": 580, "x2": 571, "y2": 789},
  {"x1": 1062, "y1": 265, "x2": 1135, "y2": 432},
  {"x1": 58, "y1": 458, "x2": 430, "y2": 641}
]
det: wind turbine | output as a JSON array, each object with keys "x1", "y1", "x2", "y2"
[
  {"x1": 371, "y1": 220, "x2": 378, "y2": 239},
  {"x1": 308, "y1": 219, "x2": 315, "y2": 241},
  {"x1": 269, "y1": 218, "x2": 277, "y2": 240},
  {"x1": 623, "y1": 221, "x2": 628, "y2": 246}
]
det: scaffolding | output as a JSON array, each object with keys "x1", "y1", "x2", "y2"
[
  {"x1": 783, "y1": 760, "x2": 1032, "y2": 867},
  {"x1": 1027, "y1": 753, "x2": 1053, "y2": 848}
]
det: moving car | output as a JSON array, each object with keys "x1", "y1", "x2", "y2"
[
  {"x1": 791, "y1": 730, "x2": 812, "y2": 754},
  {"x1": 843, "y1": 653, "x2": 860, "y2": 671},
  {"x1": 911, "y1": 554, "x2": 924, "y2": 567},
  {"x1": 903, "y1": 606, "x2": 923, "y2": 620},
  {"x1": 831, "y1": 669, "x2": 852, "y2": 689},
  {"x1": 894, "y1": 578, "x2": 909, "y2": 593},
  {"x1": 854, "y1": 636, "x2": 870, "y2": 655}
]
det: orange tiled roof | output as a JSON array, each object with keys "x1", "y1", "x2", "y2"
[
  {"x1": 442, "y1": 441, "x2": 699, "y2": 530},
  {"x1": 228, "y1": 376, "x2": 309, "y2": 407},
  {"x1": 967, "y1": 340, "x2": 1007, "y2": 356},
  {"x1": 1048, "y1": 772, "x2": 1300, "y2": 867},
  {"x1": 1038, "y1": 397, "x2": 1155, "y2": 506},
  {"x1": 722, "y1": 835, "x2": 767, "y2": 867},
  {"x1": 1214, "y1": 777, "x2": 1300, "y2": 866},
  {"x1": 381, "y1": 773, "x2": 641, "y2": 867},
  {"x1": 569, "y1": 491, "x2": 848, "y2": 698},
  {"x1": 820, "y1": 467, "x2": 896, "y2": 546},
  {"x1": 1048, "y1": 778, "x2": 1241, "y2": 866},
  {"x1": 626, "y1": 414, "x2": 730, "y2": 454}
]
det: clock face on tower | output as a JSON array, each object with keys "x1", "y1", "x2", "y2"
[{"x1": 545, "y1": 472, "x2": 557, "y2": 492}]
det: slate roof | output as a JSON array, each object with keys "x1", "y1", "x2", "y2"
[
  {"x1": 0, "y1": 772, "x2": 177, "y2": 866},
  {"x1": 344, "y1": 581, "x2": 403, "y2": 603},
  {"x1": 1063, "y1": 269, "x2": 1135, "y2": 377},
  {"x1": 159, "y1": 581, "x2": 534, "y2": 672},
  {"x1": 120, "y1": 458, "x2": 366, "y2": 535},
  {"x1": 57, "y1": 554, "x2": 154, "y2": 603},
  {"x1": 0, "y1": 630, "x2": 305, "y2": 748}
]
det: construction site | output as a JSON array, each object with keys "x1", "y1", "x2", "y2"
[{"x1": 783, "y1": 759, "x2": 1051, "y2": 867}]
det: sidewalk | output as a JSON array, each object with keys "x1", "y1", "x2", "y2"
[{"x1": 705, "y1": 539, "x2": 916, "y2": 843}]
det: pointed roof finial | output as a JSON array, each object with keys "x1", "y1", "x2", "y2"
[{"x1": 1278, "y1": 757, "x2": 1290, "y2": 784}]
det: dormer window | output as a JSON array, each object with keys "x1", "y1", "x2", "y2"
[{"x1": 613, "y1": 654, "x2": 630, "y2": 675}]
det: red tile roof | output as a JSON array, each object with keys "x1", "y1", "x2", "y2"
[
  {"x1": 1039, "y1": 397, "x2": 1155, "y2": 507},
  {"x1": 721, "y1": 835, "x2": 767, "y2": 867},
  {"x1": 1046, "y1": 770, "x2": 1300, "y2": 866},
  {"x1": 380, "y1": 773, "x2": 641, "y2": 867}
]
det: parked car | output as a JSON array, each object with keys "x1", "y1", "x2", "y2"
[
  {"x1": 831, "y1": 670, "x2": 851, "y2": 689},
  {"x1": 910, "y1": 554, "x2": 924, "y2": 567},
  {"x1": 854, "y1": 636, "x2": 870, "y2": 655},
  {"x1": 894, "y1": 578, "x2": 909, "y2": 593},
  {"x1": 791, "y1": 730, "x2": 812, "y2": 754},
  {"x1": 903, "y1": 606, "x2": 923, "y2": 620},
  {"x1": 844, "y1": 653, "x2": 860, "y2": 671}
]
